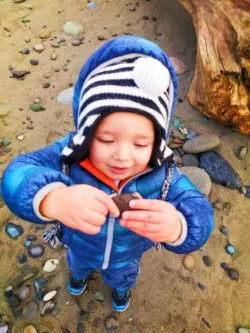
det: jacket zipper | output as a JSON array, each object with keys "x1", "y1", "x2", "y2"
[{"x1": 101, "y1": 169, "x2": 152, "y2": 270}]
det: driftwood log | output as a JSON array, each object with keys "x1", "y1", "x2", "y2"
[{"x1": 179, "y1": 0, "x2": 250, "y2": 134}]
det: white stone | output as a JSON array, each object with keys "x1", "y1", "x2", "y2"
[
  {"x1": 43, "y1": 290, "x2": 57, "y2": 302},
  {"x1": 43, "y1": 258, "x2": 59, "y2": 272},
  {"x1": 16, "y1": 135, "x2": 24, "y2": 141},
  {"x1": 34, "y1": 44, "x2": 45, "y2": 52},
  {"x1": 57, "y1": 87, "x2": 74, "y2": 105},
  {"x1": 63, "y1": 21, "x2": 84, "y2": 36}
]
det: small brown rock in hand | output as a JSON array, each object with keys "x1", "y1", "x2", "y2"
[{"x1": 111, "y1": 193, "x2": 142, "y2": 214}]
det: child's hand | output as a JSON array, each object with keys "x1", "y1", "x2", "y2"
[
  {"x1": 40, "y1": 185, "x2": 120, "y2": 234},
  {"x1": 120, "y1": 199, "x2": 182, "y2": 243}
]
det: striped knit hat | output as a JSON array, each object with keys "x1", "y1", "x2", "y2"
[{"x1": 61, "y1": 54, "x2": 175, "y2": 168}]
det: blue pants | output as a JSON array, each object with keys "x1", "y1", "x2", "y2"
[{"x1": 67, "y1": 248, "x2": 140, "y2": 289}]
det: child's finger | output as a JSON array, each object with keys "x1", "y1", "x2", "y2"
[
  {"x1": 95, "y1": 192, "x2": 120, "y2": 217},
  {"x1": 129, "y1": 199, "x2": 165, "y2": 211},
  {"x1": 122, "y1": 210, "x2": 162, "y2": 223},
  {"x1": 120, "y1": 219, "x2": 161, "y2": 232}
]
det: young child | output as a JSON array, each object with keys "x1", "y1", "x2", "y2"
[{"x1": 1, "y1": 35, "x2": 214, "y2": 312}]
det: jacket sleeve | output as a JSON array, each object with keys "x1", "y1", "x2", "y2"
[
  {"x1": 162, "y1": 163, "x2": 214, "y2": 254},
  {"x1": 1, "y1": 134, "x2": 74, "y2": 224}
]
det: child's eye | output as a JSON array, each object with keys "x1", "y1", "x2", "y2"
[
  {"x1": 97, "y1": 138, "x2": 114, "y2": 143},
  {"x1": 134, "y1": 143, "x2": 149, "y2": 148}
]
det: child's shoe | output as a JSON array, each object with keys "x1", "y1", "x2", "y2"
[
  {"x1": 67, "y1": 276, "x2": 88, "y2": 295},
  {"x1": 111, "y1": 288, "x2": 131, "y2": 312}
]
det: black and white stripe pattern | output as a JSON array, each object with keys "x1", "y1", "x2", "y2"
[{"x1": 61, "y1": 55, "x2": 174, "y2": 167}]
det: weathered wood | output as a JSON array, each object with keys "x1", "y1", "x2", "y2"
[{"x1": 179, "y1": 0, "x2": 250, "y2": 134}]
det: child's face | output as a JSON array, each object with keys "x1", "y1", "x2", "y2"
[{"x1": 89, "y1": 112, "x2": 155, "y2": 180}]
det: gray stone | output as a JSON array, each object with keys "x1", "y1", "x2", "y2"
[
  {"x1": 183, "y1": 134, "x2": 220, "y2": 153},
  {"x1": 180, "y1": 166, "x2": 212, "y2": 196},
  {"x1": 23, "y1": 301, "x2": 39, "y2": 321},
  {"x1": 17, "y1": 284, "x2": 31, "y2": 300},
  {"x1": 182, "y1": 154, "x2": 199, "y2": 167}
]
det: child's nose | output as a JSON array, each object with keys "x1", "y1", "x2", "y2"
[{"x1": 113, "y1": 143, "x2": 130, "y2": 161}]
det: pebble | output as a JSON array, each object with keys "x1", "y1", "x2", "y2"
[
  {"x1": 63, "y1": 21, "x2": 84, "y2": 36},
  {"x1": 183, "y1": 134, "x2": 220, "y2": 154},
  {"x1": 43, "y1": 258, "x2": 59, "y2": 272},
  {"x1": 22, "y1": 48, "x2": 30, "y2": 54},
  {"x1": 18, "y1": 284, "x2": 31, "y2": 300},
  {"x1": 23, "y1": 301, "x2": 39, "y2": 321},
  {"x1": 5, "y1": 222, "x2": 24, "y2": 239},
  {"x1": 87, "y1": 300, "x2": 97, "y2": 313},
  {"x1": 34, "y1": 44, "x2": 45, "y2": 52},
  {"x1": 245, "y1": 186, "x2": 250, "y2": 199},
  {"x1": 97, "y1": 35, "x2": 106, "y2": 41},
  {"x1": 93, "y1": 317, "x2": 102, "y2": 328},
  {"x1": 236, "y1": 145, "x2": 248, "y2": 159},
  {"x1": 27, "y1": 235, "x2": 37, "y2": 241},
  {"x1": 72, "y1": 39, "x2": 82, "y2": 46},
  {"x1": 202, "y1": 317, "x2": 211, "y2": 329},
  {"x1": 30, "y1": 103, "x2": 45, "y2": 112},
  {"x1": 225, "y1": 244, "x2": 236, "y2": 256},
  {"x1": 200, "y1": 151, "x2": 243, "y2": 189},
  {"x1": 51, "y1": 41, "x2": 60, "y2": 48},
  {"x1": 17, "y1": 254, "x2": 27, "y2": 264},
  {"x1": 57, "y1": 87, "x2": 74, "y2": 104},
  {"x1": 197, "y1": 282, "x2": 206, "y2": 291},
  {"x1": 30, "y1": 59, "x2": 39, "y2": 66},
  {"x1": 228, "y1": 268, "x2": 239, "y2": 281},
  {"x1": 39, "y1": 30, "x2": 51, "y2": 39},
  {"x1": 43, "y1": 82, "x2": 50, "y2": 89},
  {"x1": 202, "y1": 255, "x2": 212, "y2": 267},
  {"x1": 17, "y1": 135, "x2": 24, "y2": 141},
  {"x1": 237, "y1": 328, "x2": 250, "y2": 333},
  {"x1": 41, "y1": 300, "x2": 55, "y2": 315},
  {"x1": 182, "y1": 254, "x2": 196, "y2": 271},
  {"x1": 27, "y1": 244, "x2": 45, "y2": 258},
  {"x1": 186, "y1": 131, "x2": 198, "y2": 140},
  {"x1": 50, "y1": 52, "x2": 57, "y2": 60},
  {"x1": 219, "y1": 225, "x2": 228, "y2": 236},
  {"x1": 43, "y1": 290, "x2": 57, "y2": 302},
  {"x1": 180, "y1": 166, "x2": 212, "y2": 196},
  {"x1": 23, "y1": 325, "x2": 38, "y2": 333},
  {"x1": 4, "y1": 285, "x2": 13, "y2": 298},
  {"x1": 182, "y1": 154, "x2": 199, "y2": 167},
  {"x1": 105, "y1": 315, "x2": 120, "y2": 332},
  {"x1": 0, "y1": 324, "x2": 8, "y2": 333},
  {"x1": 87, "y1": 1, "x2": 96, "y2": 9},
  {"x1": 220, "y1": 262, "x2": 229, "y2": 271}
]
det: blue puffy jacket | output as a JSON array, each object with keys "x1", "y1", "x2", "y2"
[{"x1": 1, "y1": 35, "x2": 214, "y2": 272}]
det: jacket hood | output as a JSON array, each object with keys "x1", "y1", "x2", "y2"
[{"x1": 62, "y1": 35, "x2": 178, "y2": 167}]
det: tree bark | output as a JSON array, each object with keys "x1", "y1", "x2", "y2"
[{"x1": 179, "y1": 0, "x2": 250, "y2": 134}]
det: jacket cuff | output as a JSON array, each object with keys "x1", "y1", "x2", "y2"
[
  {"x1": 33, "y1": 182, "x2": 67, "y2": 221},
  {"x1": 164, "y1": 211, "x2": 188, "y2": 246}
]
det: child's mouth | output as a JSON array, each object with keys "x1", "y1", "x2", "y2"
[{"x1": 110, "y1": 166, "x2": 129, "y2": 174}]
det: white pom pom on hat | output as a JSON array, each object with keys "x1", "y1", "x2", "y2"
[{"x1": 133, "y1": 57, "x2": 170, "y2": 97}]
